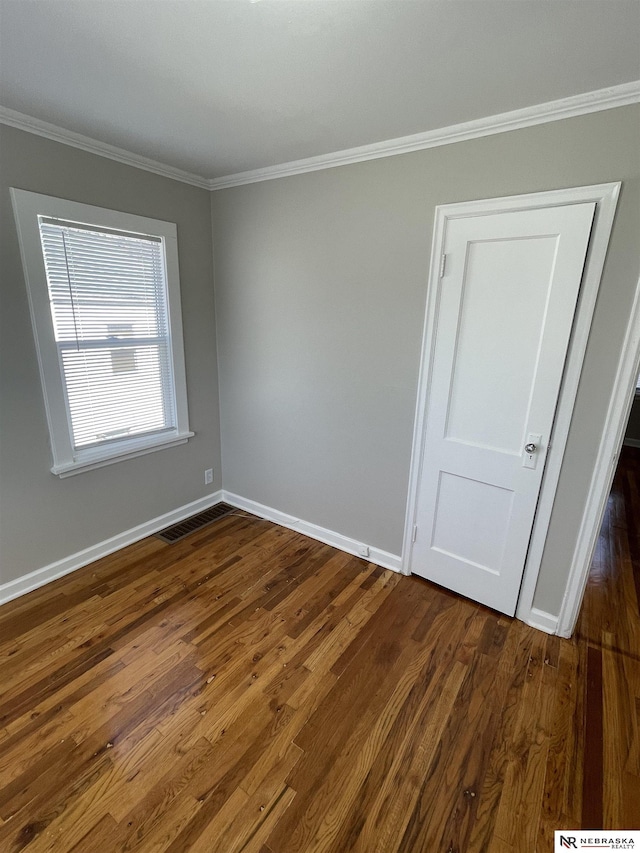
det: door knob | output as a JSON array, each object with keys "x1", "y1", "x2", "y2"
[{"x1": 523, "y1": 433, "x2": 542, "y2": 468}]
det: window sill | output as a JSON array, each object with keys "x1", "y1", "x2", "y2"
[{"x1": 51, "y1": 431, "x2": 195, "y2": 478}]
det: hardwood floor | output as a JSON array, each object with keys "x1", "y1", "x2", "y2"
[
  {"x1": 575, "y1": 445, "x2": 640, "y2": 832},
  {"x1": 0, "y1": 453, "x2": 638, "y2": 852}
]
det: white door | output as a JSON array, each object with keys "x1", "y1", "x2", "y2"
[{"x1": 410, "y1": 202, "x2": 595, "y2": 615}]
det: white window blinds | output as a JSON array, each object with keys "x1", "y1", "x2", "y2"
[{"x1": 38, "y1": 217, "x2": 176, "y2": 450}]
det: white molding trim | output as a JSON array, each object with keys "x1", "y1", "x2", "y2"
[
  {"x1": 556, "y1": 276, "x2": 640, "y2": 638},
  {"x1": 0, "y1": 491, "x2": 223, "y2": 605},
  {"x1": 401, "y1": 182, "x2": 621, "y2": 635},
  {"x1": 3, "y1": 83, "x2": 638, "y2": 193},
  {"x1": 222, "y1": 491, "x2": 402, "y2": 573},
  {"x1": 526, "y1": 608, "x2": 559, "y2": 636},
  {"x1": 0, "y1": 106, "x2": 210, "y2": 190},
  {"x1": 623, "y1": 438, "x2": 640, "y2": 449},
  {"x1": 0, "y1": 488, "x2": 403, "y2": 607},
  {"x1": 209, "y1": 81, "x2": 640, "y2": 190},
  {"x1": 52, "y1": 432, "x2": 195, "y2": 478}
]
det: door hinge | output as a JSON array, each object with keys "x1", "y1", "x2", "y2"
[
  {"x1": 412, "y1": 524, "x2": 418, "y2": 543},
  {"x1": 439, "y1": 253, "x2": 448, "y2": 278}
]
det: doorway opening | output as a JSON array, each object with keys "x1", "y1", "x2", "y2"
[{"x1": 577, "y1": 439, "x2": 640, "y2": 652}]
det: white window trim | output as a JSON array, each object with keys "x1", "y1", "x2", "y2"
[{"x1": 11, "y1": 189, "x2": 193, "y2": 477}]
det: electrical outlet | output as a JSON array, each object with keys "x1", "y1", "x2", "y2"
[
  {"x1": 358, "y1": 544, "x2": 370, "y2": 558},
  {"x1": 204, "y1": 468, "x2": 213, "y2": 485}
]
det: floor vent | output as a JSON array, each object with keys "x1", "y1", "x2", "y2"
[{"x1": 156, "y1": 502, "x2": 236, "y2": 543}]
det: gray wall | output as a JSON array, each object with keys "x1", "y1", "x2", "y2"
[
  {"x1": 0, "y1": 125, "x2": 222, "y2": 585},
  {"x1": 211, "y1": 105, "x2": 640, "y2": 618},
  {"x1": 625, "y1": 397, "x2": 640, "y2": 442}
]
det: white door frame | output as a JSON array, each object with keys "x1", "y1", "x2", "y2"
[{"x1": 402, "y1": 182, "x2": 621, "y2": 634}]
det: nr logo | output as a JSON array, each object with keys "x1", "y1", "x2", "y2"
[{"x1": 559, "y1": 838, "x2": 578, "y2": 849}]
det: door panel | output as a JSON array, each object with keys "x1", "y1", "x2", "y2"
[
  {"x1": 431, "y1": 472, "x2": 514, "y2": 573},
  {"x1": 445, "y1": 236, "x2": 559, "y2": 453},
  {"x1": 410, "y1": 202, "x2": 595, "y2": 615}
]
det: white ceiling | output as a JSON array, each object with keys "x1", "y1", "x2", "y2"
[{"x1": 1, "y1": 1, "x2": 639, "y2": 181}]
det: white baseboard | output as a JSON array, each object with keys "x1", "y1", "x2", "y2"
[
  {"x1": 623, "y1": 437, "x2": 640, "y2": 448},
  {"x1": 222, "y1": 491, "x2": 403, "y2": 573},
  {"x1": 0, "y1": 491, "x2": 223, "y2": 606},
  {"x1": 222, "y1": 493, "x2": 561, "y2": 634},
  {"x1": 6, "y1": 487, "x2": 558, "y2": 635},
  {"x1": 524, "y1": 607, "x2": 559, "y2": 635},
  {"x1": 1, "y1": 479, "x2": 561, "y2": 636},
  {"x1": 1, "y1": 482, "x2": 561, "y2": 638},
  {"x1": 0, "y1": 488, "x2": 403, "y2": 607}
]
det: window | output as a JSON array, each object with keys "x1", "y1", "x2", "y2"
[{"x1": 11, "y1": 190, "x2": 193, "y2": 476}]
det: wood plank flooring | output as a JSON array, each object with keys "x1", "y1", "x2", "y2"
[
  {"x1": 0, "y1": 452, "x2": 639, "y2": 852},
  {"x1": 575, "y1": 445, "x2": 640, "y2": 832}
]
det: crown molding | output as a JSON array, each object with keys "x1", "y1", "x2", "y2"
[
  {"x1": 209, "y1": 80, "x2": 640, "y2": 190},
  {"x1": 0, "y1": 106, "x2": 210, "y2": 190},
  {"x1": 2, "y1": 81, "x2": 639, "y2": 193}
]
